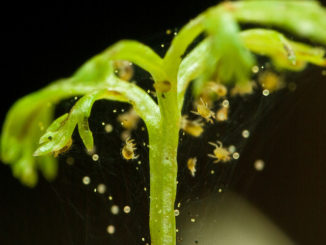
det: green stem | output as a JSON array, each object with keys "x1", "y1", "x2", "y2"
[{"x1": 148, "y1": 78, "x2": 180, "y2": 245}]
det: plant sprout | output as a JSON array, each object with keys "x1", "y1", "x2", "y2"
[{"x1": 1, "y1": 1, "x2": 326, "y2": 244}]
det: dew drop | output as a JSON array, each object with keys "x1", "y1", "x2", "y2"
[
  {"x1": 242, "y1": 130, "x2": 250, "y2": 138},
  {"x1": 123, "y1": 205, "x2": 131, "y2": 214},
  {"x1": 228, "y1": 145, "x2": 236, "y2": 153},
  {"x1": 104, "y1": 124, "x2": 113, "y2": 133},
  {"x1": 82, "y1": 176, "x2": 91, "y2": 185},
  {"x1": 190, "y1": 218, "x2": 196, "y2": 223},
  {"x1": 222, "y1": 99, "x2": 229, "y2": 108},
  {"x1": 97, "y1": 183, "x2": 106, "y2": 194},
  {"x1": 262, "y1": 89, "x2": 270, "y2": 96},
  {"x1": 106, "y1": 225, "x2": 115, "y2": 234},
  {"x1": 251, "y1": 65, "x2": 259, "y2": 74},
  {"x1": 92, "y1": 154, "x2": 99, "y2": 161},
  {"x1": 111, "y1": 205, "x2": 120, "y2": 215},
  {"x1": 254, "y1": 159, "x2": 265, "y2": 171},
  {"x1": 232, "y1": 152, "x2": 240, "y2": 160},
  {"x1": 174, "y1": 209, "x2": 180, "y2": 216}
]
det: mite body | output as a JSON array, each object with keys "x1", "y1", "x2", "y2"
[
  {"x1": 122, "y1": 138, "x2": 139, "y2": 160},
  {"x1": 192, "y1": 98, "x2": 215, "y2": 123},
  {"x1": 180, "y1": 116, "x2": 204, "y2": 137},
  {"x1": 187, "y1": 157, "x2": 197, "y2": 177},
  {"x1": 113, "y1": 60, "x2": 134, "y2": 81},
  {"x1": 208, "y1": 141, "x2": 231, "y2": 163},
  {"x1": 216, "y1": 106, "x2": 229, "y2": 122},
  {"x1": 117, "y1": 109, "x2": 139, "y2": 130}
]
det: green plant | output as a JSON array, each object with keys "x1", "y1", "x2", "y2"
[{"x1": 1, "y1": 1, "x2": 326, "y2": 244}]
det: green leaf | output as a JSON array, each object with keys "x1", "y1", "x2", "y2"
[
  {"x1": 240, "y1": 29, "x2": 326, "y2": 71},
  {"x1": 224, "y1": 0, "x2": 326, "y2": 45}
]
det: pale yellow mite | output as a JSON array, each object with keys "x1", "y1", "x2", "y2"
[
  {"x1": 117, "y1": 109, "x2": 140, "y2": 130},
  {"x1": 113, "y1": 60, "x2": 134, "y2": 81},
  {"x1": 122, "y1": 138, "x2": 139, "y2": 160},
  {"x1": 216, "y1": 106, "x2": 228, "y2": 122},
  {"x1": 206, "y1": 81, "x2": 228, "y2": 97},
  {"x1": 192, "y1": 98, "x2": 215, "y2": 123},
  {"x1": 180, "y1": 116, "x2": 204, "y2": 137},
  {"x1": 208, "y1": 141, "x2": 231, "y2": 163},
  {"x1": 199, "y1": 81, "x2": 228, "y2": 106},
  {"x1": 187, "y1": 157, "x2": 197, "y2": 177},
  {"x1": 258, "y1": 71, "x2": 284, "y2": 93}
]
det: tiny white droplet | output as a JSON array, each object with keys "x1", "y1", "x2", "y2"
[
  {"x1": 254, "y1": 159, "x2": 265, "y2": 171},
  {"x1": 262, "y1": 89, "x2": 270, "y2": 96},
  {"x1": 222, "y1": 99, "x2": 229, "y2": 108},
  {"x1": 174, "y1": 209, "x2": 180, "y2": 216},
  {"x1": 104, "y1": 124, "x2": 113, "y2": 133},
  {"x1": 97, "y1": 183, "x2": 106, "y2": 194},
  {"x1": 111, "y1": 205, "x2": 120, "y2": 215},
  {"x1": 252, "y1": 65, "x2": 259, "y2": 74},
  {"x1": 242, "y1": 130, "x2": 250, "y2": 138},
  {"x1": 82, "y1": 176, "x2": 91, "y2": 185},
  {"x1": 106, "y1": 225, "x2": 115, "y2": 234},
  {"x1": 232, "y1": 152, "x2": 240, "y2": 160},
  {"x1": 92, "y1": 154, "x2": 99, "y2": 161},
  {"x1": 123, "y1": 205, "x2": 131, "y2": 214}
]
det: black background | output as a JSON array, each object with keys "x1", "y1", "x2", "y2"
[{"x1": 1, "y1": 1, "x2": 326, "y2": 244}]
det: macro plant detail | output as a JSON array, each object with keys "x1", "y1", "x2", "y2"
[{"x1": 1, "y1": 1, "x2": 326, "y2": 245}]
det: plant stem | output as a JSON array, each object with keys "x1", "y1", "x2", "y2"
[{"x1": 148, "y1": 80, "x2": 180, "y2": 245}]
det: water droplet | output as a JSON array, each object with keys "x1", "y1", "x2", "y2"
[
  {"x1": 254, "y1": 159, "x2": 265, "y2": 171},
  {"x1": 177, "y1": 202, "x2": 181, "y2": 208},
  {"x1": 242, "y1": 130, "x2": 250, "y2": 138},
  {"x1": 104, "y1": 124, "x2": 113, "y2": 133},
  {"x1": 92, "y1": 154, "x2": 99, "y2": 161},
  {"x1": 113, "y1": 109, "x2": 117, "y2": 113},
  {"x1": 210, "y1": 170, "x2": 215, "y2": 175},
  {"x1": 190, "y1": 218, "x2": 196, "y2": 223},
  {"x1": 82, "y1": 176, "x2": 91, "y2": 185},
  {"x1": 74, "y1": 96, "x2": 78, "y2": 100},
  {"x1": 97, "y1": 183, "x2": 106, "y2": 194},
  {"x1": 111, "y1": 205, "x2": 120, "y2": 215},
  {"x1": 228, "y1": 145, "x2": 236, "y2": 153},
  {"x1": 141, "y1": 237, "x2": 145, "y2": 242},
  {"x1": 222, "y1": 99, "x2": 229, "y2": 108},
  {"x1": 251, "y1": 65, "x2": 259, "y2": 74},
  {"x1": 262, "y1": 89, "x2": 270, "y2": 96},
  {"x1": 123, "y1": 205, "x2": 131, "y2": 214},
  {"x1": 174, "y1": 209, "x2": 180, "y2": 216},
  {"x1": 107, "y1": 225, "x2": 115, "y2": 234},
  {"x1": 161, "y1": 44, "x2": 165, "y2": 48},
  {"x1": 166, "y1": 29, "x2": 172, "y2": 35},
  {"x1": 218, "y1": 188, "x2": 223, "y2": 193},
  {"x1": 108, "y1": 195, "x2": 113, "y2": 200},
  {"x1": 232, "y1": 152, "x2": 240, "y2": 159}
]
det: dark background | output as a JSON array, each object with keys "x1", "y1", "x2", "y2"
[{"x1": 1, "y1": 1, "x2": 326, "y2": 244}]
